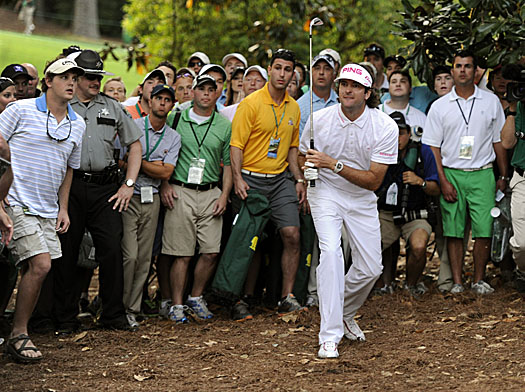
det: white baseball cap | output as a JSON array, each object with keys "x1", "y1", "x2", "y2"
[
  {"x1": 46, "y1": 59, "x2": 85, "y2": 76},
  {"x1": 222, "y1": 53, "x2": 248, "y2": 68},
  {"x1": 243, "y1": 65, "x2": 268, "y2": 81},
  {"x1": 188, "y1": 52, "x2": 210, "y2": 66},
  {"x1": 335, "y1": 64, "x2": 373, "y2": 88},
  {"x1": 319, "y1": 48, "x2": 341, "y2": 65}
]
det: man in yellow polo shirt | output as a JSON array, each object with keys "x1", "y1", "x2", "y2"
[{"x1": 231, "y1": 49, "x2": 306, "y2": 318}]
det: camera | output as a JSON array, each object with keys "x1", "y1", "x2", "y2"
[
  {"x1": 393, "y1": 209, "x2": 429, "y2": 226},
  {"x1": 502, "y1": 64, "x2": 525, "y2": 102},
  {"x1": 410, "y1": 126, "x2": 423, "y2": 142}
]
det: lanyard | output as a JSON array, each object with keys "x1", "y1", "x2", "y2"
[
  {"x1": 135, "y1": 103, "x2": 146, "y2": 118},
  {"x1": 144, "y1": 117, "x2": 165, "y2": 161},
  {"x1": 456, "y1": 98, "x2": 476, "y2": 127},
  {"x1": 188, "y1": 111, "x2": 215, "y2": 156},
  {"x1": 271, "y1": 102, "x2": 286, "y2": 138}
]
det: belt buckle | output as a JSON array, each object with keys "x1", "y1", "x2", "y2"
[{"x1": 83, "y1": 172, "x2": 93, "y2": 182}]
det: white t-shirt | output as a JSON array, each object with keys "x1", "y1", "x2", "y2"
[
  {"x1": 423, "y1": 86, "x2": 505, "y2": 169},
  {"x1": 122, "y1": 95, "x2": 139, "y2": 107},
  {"x1": 300, "y1": 104, "x2": 398, "y2": 199},
  {"x1": 220, "y1": 103, "x2": 239, "y2": 122},
  {"x1": 380, "y1": 101, "x2": 426, "y2": 129}
]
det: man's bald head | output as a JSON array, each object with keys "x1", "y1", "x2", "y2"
[{"x1": 22, "y1": 63, "x2": 39, "y2": 97}]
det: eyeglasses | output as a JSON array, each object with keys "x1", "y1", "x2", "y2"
[
  {"x1": 46, "y1": 111, "x2": 72, "y2": 142},
  {"x1": 176, "y1": 73, "x2": 192, "y2": 79},
  {"x1": 188, "y1": 61, "x2": 204, "y2": 68},
  {"x1": 85, "y1": 74, "x2": 103, "y2": 82}
]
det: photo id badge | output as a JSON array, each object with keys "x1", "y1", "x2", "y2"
[
  {"x1": 187, "y1": 158, "x2": 206, "y2": 184},
  {"x1": 140, "y1": 186, "x2": 154, "y2": 204},
  {"x1": 267, "y1": 137, "x2": 280, "y2": 159},
  {"x1": 459, "y1": 136, "x2": 474, "y2": 160},
  {"x1": 386, "y1": 183, "x2": 398, "y2": 206}
]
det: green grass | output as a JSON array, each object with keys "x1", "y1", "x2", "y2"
[{"x1": 0, "y1": 30, "x2": 143, "y2": 94}]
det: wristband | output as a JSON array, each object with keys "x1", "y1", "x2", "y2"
[
  {"x1": 498, "y1": 176, "x2": 510, "y2": 181},
  {"x1": 295, "y1": 179, "x2": 305, "y2": 184},
  {"x1": 504, "y1": 107, "x2": 517, "y2": 117}
]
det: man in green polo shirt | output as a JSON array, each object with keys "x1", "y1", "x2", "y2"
[
  {"x1": 159, "y1": 74, "x2": 232, "y2": 323},
  {"x1": 500, "y1": 67, "x2": 525, "y2": 292}
]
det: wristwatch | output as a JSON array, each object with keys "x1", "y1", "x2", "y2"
[
  {"x1": 504, "y1": 107, "x2": 517, "y2": 117},
  {"x1": 333, "y1": 161, "x2": 344, "y2": 174},
  {"x1": 125, "y1": 178, "x2": 135, "y2": 187},
  {"x1": 421, "y1": 180, "x2": 427, "y2": 189},
  {"x1": 295, "y1": 179, "x2": 305, "y2": 184}
]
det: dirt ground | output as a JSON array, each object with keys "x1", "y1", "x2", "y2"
[{"x1": 1, "y1": 248, "x2": 525, "y2": 392}]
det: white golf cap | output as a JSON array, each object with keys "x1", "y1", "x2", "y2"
[
  {"x1": 222, "y1": 53, "x2": 248, "y2": 68},
  {"x1": 188, "y1": 52, "x2": 210, "y2": 65},
  {"x1": 319, "y1": 48, "x2": 341, "y2": 65},
  {"x1": 335, "y1": 64, "x2": 373, "y2": 88},
  {"x1": 46, "y1": 58, "x2": 85, "y2": 76},
  {"x1": 199, "y1": 64, "x2": 227, "y2": 82},
  {"x1": 243, "y1": 65, "x2": 268, "y2": 81}
]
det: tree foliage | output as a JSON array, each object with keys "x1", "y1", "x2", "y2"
[
  {"x1": 394, "y1": 0, "x2": 525, "y2": 84},
  {"x1": 123, "y1": 0, "x2": 405, "y2": 69}
]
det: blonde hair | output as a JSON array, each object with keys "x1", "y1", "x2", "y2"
[{"x1": 103, "y1": 76, "x2": 126, "y2": 94}]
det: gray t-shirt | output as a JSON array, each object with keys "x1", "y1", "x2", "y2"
[{"x1": 133, "y1": 116, "x2": 181, "y2": 194}]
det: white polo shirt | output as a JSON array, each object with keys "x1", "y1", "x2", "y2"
[
  {"x1": 300, "y1": 104, "x2": 398, "y2": 199},
  {"x1": 423, "y1": 86, "x2": 505, "y2": 169},
  {"x1": 380, "y1": 101, "x2": 426, "y2": 129},
  {"x1": 0, "y1": 94, "x2": 85, "y2": 218}
]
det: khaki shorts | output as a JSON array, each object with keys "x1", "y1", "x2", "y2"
[
  {"x1": 6, "y1": 206, "x2": 61, "y2": 265},
  {"x1": 162, "y1": 185, "x2": 222, "y2": 257},
  {"x1": 379, "y1": 210, "x2": 432, "y2": 250}
]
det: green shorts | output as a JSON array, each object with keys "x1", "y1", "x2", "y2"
[{"x1": 440, "y1": 167, "x2": 495, "y2": 238}]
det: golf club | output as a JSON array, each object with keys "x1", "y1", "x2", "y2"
[{"x1": 306, "y1": 17, "x2": 323, "y2": 187}]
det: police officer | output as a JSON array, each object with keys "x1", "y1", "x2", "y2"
[{"x1": 52, "y1": 49, "x2": 142, "y2": 331}]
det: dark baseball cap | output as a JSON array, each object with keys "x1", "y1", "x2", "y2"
[
  {"x1": 1, "y1": 64, "x2": 34, "y2": 81},
  {"x1": 384, "y1": 55, "x2": 407, "y2": 68},
  {"x1": 141, "y1": 69, "x2": 167, "y2": 86},
  {"x1": 68, "y1": 49, "x2": 114, "y2": 76},
  {"x1": 364, "y1": 43, "x2": 385, "y2": 60},
  {"x1": 151, "y1": 84, "x2": 175, "y2": 100},
  {"x1": 390, "y1": 111, "x2": 408, "y2": 129}
]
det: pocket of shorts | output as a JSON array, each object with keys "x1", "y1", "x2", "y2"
[{"x1": 12, "y1": 224, "x2": 38, "y2": 241}]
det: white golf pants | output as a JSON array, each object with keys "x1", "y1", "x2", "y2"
[{"x1": 308, "y1": 184, "x2": 382, "y2": 345}]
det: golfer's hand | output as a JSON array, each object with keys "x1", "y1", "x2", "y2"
[
  {"x1": 160, "y1": 180, "x2": 178, "y2": 209},
  {"x1": 304, "y1": 149, "x2": 337, "y2": 170}
]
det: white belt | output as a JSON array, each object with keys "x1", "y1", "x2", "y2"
[
  {"x1": 449, "y1": 163, "x2": 493, "y2": 172},
  {"x1": 241, "y1": 169, "x2": 278, "y2": 178}
]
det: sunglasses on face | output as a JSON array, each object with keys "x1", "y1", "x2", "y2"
[
  {"x1": 176, "y1": 73, "x2": 192, "y2": 79},
  {"x1": 85, "y1": 74, "x2": 103, "y2": 82},
  {"x1": 188, "y1": 61, "x2": 204, "y2": 68}
]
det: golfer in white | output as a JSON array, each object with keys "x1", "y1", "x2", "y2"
[{"x1": 300, "y1": 64, "x2": 398, "y2": 358}]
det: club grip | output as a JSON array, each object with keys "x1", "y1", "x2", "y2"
[{"x1": 309, "y1": 139, "x2": 315, "y2": 187}]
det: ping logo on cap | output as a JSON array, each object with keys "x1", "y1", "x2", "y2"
[
  {"x1": 341, "y1": 66, "x2": 372, "y2": 85},
  {"x1": 14, "y1": 65, "x2": 24, "y2": 72}
]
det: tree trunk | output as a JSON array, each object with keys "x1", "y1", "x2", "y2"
[{"x1": 73, "y1": 0, "x2": 100, "y2": 39}]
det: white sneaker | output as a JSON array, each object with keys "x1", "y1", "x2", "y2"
[
  {"x1": 450, "y1": 283, "x2": 465, "y2": 294},
  {"x1": 471, "y1": 280, "x2": 494, "y2": 295},
  {"x1": 305, "y1": 295, "x2": 318, "y2": 307},
  {"x1": 159, "y1": 300, "x2": 172, "y2": 319},
  {"x1": 126, "y1": 313, "x2": 139, "y2": 329},
  {"x1": 318, "y1": 341, "x2": 339, "y2": 359},
  {"x1": 343, "y1": 318, "x2": 366, "y2": 341}
]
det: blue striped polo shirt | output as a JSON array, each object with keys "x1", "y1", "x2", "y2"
[{"x1": 0, "y1": 94, "x2": 86, "y2": 218}]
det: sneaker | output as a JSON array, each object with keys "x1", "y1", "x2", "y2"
[
  {"x1": 168, "y1": 305, "x2": 189, "y2": 324},
  {"x1": 277, "y1": 294, "x2": 306, "y2": 315},
  {"x1": 343, "y1": 318, "x2": 366, "y2": 341},
  {"x1": 305, "y1": 295, "x2": 318, "y2": 308},
  {"x1": 318, "y1": 341, "x2": 339, "y2": 359},
  {"x1": 126, "y1": 313, "x2": 139, "y2": 329},
  {"x1": 232, "y1": 299, "x2": 253, "y2": 321},
  {"x1": 404, "y1": 282, "x2": 428, "y2": 298},
  {"x1": 471, "y1": 280, "x2": 494, "y2": 295},
  {"x1": 450, "y1": 283, "x2": 465, "y2": 294},
  {"x1": 186, "y1": 296, "x2": 213, "y2": 320},
  {"x1": 159, "y1": 300, "x2": 172, "y2": 320}
]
